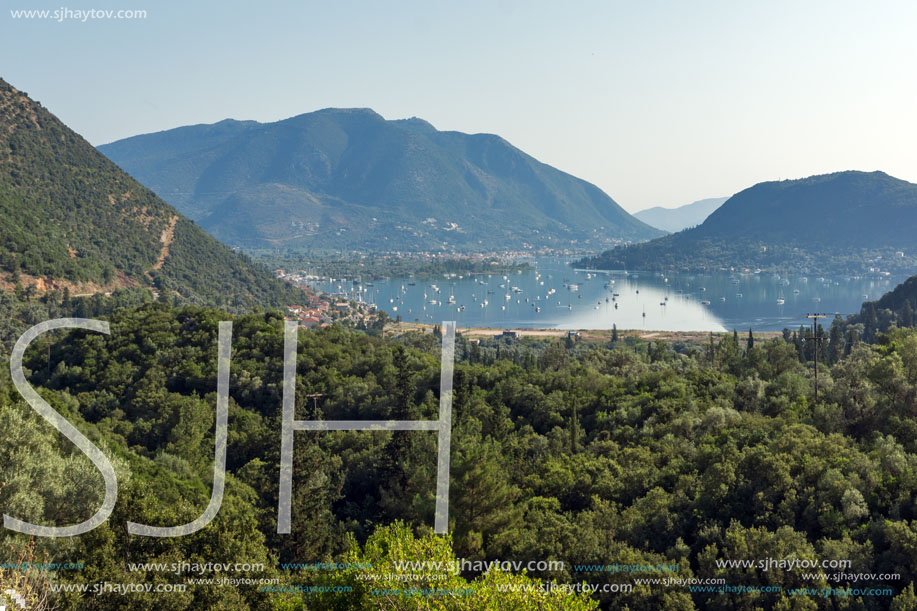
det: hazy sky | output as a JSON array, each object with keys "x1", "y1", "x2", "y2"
[{"x1": 3, "y1": 0, "x2": 916, "y2": 212}]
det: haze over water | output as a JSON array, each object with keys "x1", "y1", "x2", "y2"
[{"x1": 311, "y1": 258, "x2": 904, "y2": 332}]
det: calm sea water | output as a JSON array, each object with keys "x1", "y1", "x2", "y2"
[{"x1": 310, "y1": 258, "x2": 904, "y2": 332}]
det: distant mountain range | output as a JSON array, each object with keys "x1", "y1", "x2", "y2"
[
  {"x1": 634, "y1": 197, "x2": 728, "y2": 233},
  {"x1": 0, "y1": 77, "x2": 303, "y2": 309},
  {"x1": 99, "y1": 109, "x2": 663, "y2": 252},
  {"x1": 580, "y1": 171, "x2": 917, "y2": 274}
]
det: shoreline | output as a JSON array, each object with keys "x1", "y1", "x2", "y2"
[{"x1": 386, "y1": 322, "x2": 783, "y2": 344}]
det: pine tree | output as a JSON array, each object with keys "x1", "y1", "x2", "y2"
[
  {"x1": 863, "y1": 302, "x2": 878, "y2": 342},
  {"x1": 900, "y1": 299, "x2": 915, "y2": 327},
  {"x1": 381, "y1": 345, "x2": 418, "y2": 493},
  {"x1": 747, "y1": 328, "x2": 754, "y2": 351},
  {"x1": 570, "y1": 393, "x2": 579, "y2": 454},
  {"x1": 62, "y1": 286, "x2": 72, "y2": 314},
  {"x1": 611, "y1": 324, "x2": 618, "y2": 343},
  {"x1": 845, "y1": 327, "x2": 859, "y2": 356},
  {"x1": 282, "y1": 438, "x2": 344, "y2": 559},
  {"x1": 828, "y1": 323, "x2": 843, "y2": 364},
  {"x1": 393, "y1": 345, "x2": 415, "y2": 417},
  {"x1": 451, "y1": 436, "x2": 522, "y2": 558}
]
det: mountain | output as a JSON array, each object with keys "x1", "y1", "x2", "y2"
[
  {"x1": 99, "y1": 110, "x2": 663, "y2": 251},
  {"x1": 0, "y1": 78, "x2": 304, "y2": 310},
  {"x1": 634, "y1": 196, "x2": 728, "y2": 233},
  {"x1": 580, "y1": 171, "x2": 917, "y2": 274}
]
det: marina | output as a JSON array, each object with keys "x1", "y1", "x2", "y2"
[{"x1": 307, "y1": 258, "x2": 904, "y2": 332}]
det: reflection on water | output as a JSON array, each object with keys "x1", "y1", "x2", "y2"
[{"x1": 310, "y1": 258, "x2": 904, "y2": 332}]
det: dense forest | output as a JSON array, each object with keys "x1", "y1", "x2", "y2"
[{"x1": 1, "y1": 299, "x2": 916, "y2": 609}]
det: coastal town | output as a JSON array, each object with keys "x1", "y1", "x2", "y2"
[{"x1": 274, "y1": 268, "x2": 380, "y2": 328}]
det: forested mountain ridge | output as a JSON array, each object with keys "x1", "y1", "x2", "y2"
[
  {"x1": 0, "y1": 77, "x2": 304, "y2": 310},
  {"x1": 696, "y1": 170, "x2": 917, "y2": 243},
  {"x1": 581, "y1": 171, "x2": 917, "y2": 274},
  {"x1": 99, "y1": 109, "x2": 663, "y2": 251}
]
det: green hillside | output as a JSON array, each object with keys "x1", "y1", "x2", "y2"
[
  {"x1": 837, "y1": 274, "x2": 917, "y2": 342},
  {"x1": 581, "y1": 171, "x2": 917, "y2": 274},
  {"x1": 99, "y1": 110, "x2": 662, "y2": 252},
  {"x1": 0, "y1": 77, "x2": 304, "y2": 310}
]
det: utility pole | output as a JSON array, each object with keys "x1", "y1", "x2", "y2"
[
  {"x1": 805, "y1": 313, "x2": 826, "y2": 403},
  {"x1": 305, "y1": 393, "x2": 324, "y2": 418}
]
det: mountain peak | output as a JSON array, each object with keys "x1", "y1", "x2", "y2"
[
  {"x1": 766, "y1": 169, "x2": 895, "y2": 186},
  {"x1": 305, "y1": 107, "x2": 384, "y2": 119},
  {"x1": 582, "y1": 169, "x2": 917, "y2": 273},
  {"x1": 100, "y1": 110, "x2": 662, "y2": 251},
  {"x1": 395, "y1": 116, "x2": 437, "y2": 131}
]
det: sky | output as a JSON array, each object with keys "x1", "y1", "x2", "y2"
[{"x1": 2, "y1": 0, "x2": 916, "y2": 213}]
